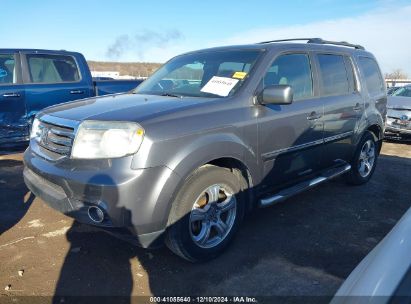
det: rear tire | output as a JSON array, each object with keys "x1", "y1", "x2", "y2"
[
  {"x1": 346, "y1": 131, "x2": 379, "y2": 185},
  {"x1": 165, "y1": 165, "x2": 246, "y2": 262}
]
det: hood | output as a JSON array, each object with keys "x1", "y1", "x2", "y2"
[
  {"x1": 387, "y1": 96, "x2": 411, "y2": 110},
  {"x1": 42, "y1": 93, "x2": 214, "y2": 122}
]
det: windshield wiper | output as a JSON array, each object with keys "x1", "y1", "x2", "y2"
[
  {"x1": 132, "y1": 91, "x2": 184, "y2": 98},
  {"x1": 160, "y1": 93, "x2": 183, "y2": 98}
]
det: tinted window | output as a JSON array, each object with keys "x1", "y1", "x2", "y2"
[
  {"x1": 358, "y1": 57, "x2": 384, "y2": 95},
  {"x1": 317, "y1": 54, "x2": 349, "y2": 96},
  {"x1": 344, "y1": 56, "x2": 357, "y2": 92},
  {"x1": 263, "y1": 54, "x2": 313, "y2": 100},
  {"x1": 0, "y1": 54, "x2": 16, "y2": 85},
  {"x1": 27, "y1": 54, "x2": 80, "y2": 83}
]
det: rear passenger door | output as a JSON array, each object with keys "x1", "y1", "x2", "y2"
[
  {"x1": 315, "y1": 53, "x2": 363, "y2": 167},
  {"x1": 21, "y1": 52, "x2": 93, "y2": 121},
  {"x1": 0, "y1": 51, "x2": 27, "y2": 143},
  {"x1": 257, "y1": 53, "x2": 324, "y2": 189}
]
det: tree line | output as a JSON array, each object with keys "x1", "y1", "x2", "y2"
[{"x1": 88, "y1": 61, "x2": 162, "y2": 78}]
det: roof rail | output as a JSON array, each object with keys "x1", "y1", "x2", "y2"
[{"x1": 258, "y1": 38, "x2": 365, "y2": 50}]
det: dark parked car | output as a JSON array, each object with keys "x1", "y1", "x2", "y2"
[
  {"x1": 24, "y1": 38, "x2": 387, "y2": 262},
  {"x1": 0, "y1": 49, "x2": 143, "y2": 146}
]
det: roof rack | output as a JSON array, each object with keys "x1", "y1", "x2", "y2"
[{"x1": 258, "y1": 38, "x2": 365, "y2": 50}]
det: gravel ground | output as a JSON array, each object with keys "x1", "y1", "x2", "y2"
[{"x1": 0, "y1": 142, "x2": 410, "y2": 303}]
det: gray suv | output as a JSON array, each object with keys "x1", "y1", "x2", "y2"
[{"x1": 23, "y1": 38, "x2": 387, "y2": 262}]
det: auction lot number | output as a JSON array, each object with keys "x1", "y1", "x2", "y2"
[{"x1": 150, "y1": 296, "x2": 257, "y2": 303}]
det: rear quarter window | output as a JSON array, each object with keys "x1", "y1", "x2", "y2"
[{"x1": 358, "y1": 57, "x2": 385, "y2": 95}]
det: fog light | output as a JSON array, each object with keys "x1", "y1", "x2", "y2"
[{"x1": 88, "y1": 206, "x2": 105, "y2": 223}]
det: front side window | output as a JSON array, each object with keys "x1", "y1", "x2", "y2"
[
  {"x1": 317, "y1": 54, "x2": 350, "y2": 96},
  {"x1": 358, "y1": 57, "x2": 384, "y2": 95},
  {"x1": 27, "y1": 54, "x2": 80, "y2": 84},
  {"x1": 263, "y1": 53, "x2": 313, "y2": 100},
  {"x1": 135, "y1": 49, "x2": 263, "y2": 98},
  {"x1": 0, "y1": 54, "x2": 16, "y2": 85}
]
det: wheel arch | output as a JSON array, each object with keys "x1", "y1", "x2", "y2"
[
  {"x1": 366, "y1": 124, "x2": 383, "y2": 154},
  {"x1": 367, "y1": 124, "x2": 383, "y2": 141},
  {"x1": 206, "y1": 157, "x2": 255, "y2": 212},
  {"x1": 167, "y1": 133, "x2": 259, "y2": 184},
  {"x1": 160, "y1": 135, "x2": 258, "y2": 225}
]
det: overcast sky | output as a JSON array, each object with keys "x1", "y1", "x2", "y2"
[{"x1": 2, "y1": 0, "x2": 411, "y2": 75}]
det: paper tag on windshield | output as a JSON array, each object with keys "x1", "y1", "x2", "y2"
[
  {"x1": 232, "y1": 71, "x2": 247, "y2": 79},
  {"x1": 200, "y1": 76, "x2": 239, "y2": 97}
]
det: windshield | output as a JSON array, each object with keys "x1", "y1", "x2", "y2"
[
  {"x1": 393, "y1": 87, "x2": 411, "y2": 97},
  {"x1": 134, "y1": 49, "x2": 263, "y2": 98}
]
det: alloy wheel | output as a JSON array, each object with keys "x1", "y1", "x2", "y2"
[
  {"x1": 189, "y1": 184, "x2": 237, "y2": 249},
  {"x1": 358, "y1": 139, "x2": 376, "y2": 178}
]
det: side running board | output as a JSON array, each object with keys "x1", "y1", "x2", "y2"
[{"x1": 259, "y1": 163, "x2": 351, "y2": 207}]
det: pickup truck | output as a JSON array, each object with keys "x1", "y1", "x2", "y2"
[{"x1": 0, "y1": 49, "x2": 143, "y2": 146}]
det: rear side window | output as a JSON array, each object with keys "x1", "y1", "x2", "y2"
[
  {"x1": 358, "y1": 57, "x2": 384, "y2": 95},
  {"x1": 27, "y1": 54, "x2": 80, "y2": 83},
  {"x1": 317, "y1": 54, "x2": 350, "y2": 96},
  {"x1": 0, "y1": 54, "x2": 16, "y2": 85},
  {"x1": 263, "y1": 53, "x2": 313, "y2": 100}
]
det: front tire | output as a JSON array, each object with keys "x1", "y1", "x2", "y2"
[
  {"x1": 165, "y1": 165, "x2": 246, "y2": 262},
  {"x1": 346, "y1": 131, "x2": 379, "y2": 185}
]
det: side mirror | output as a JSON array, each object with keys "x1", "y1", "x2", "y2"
[{"x1": 261, "y1": 85, "x2": 293, "y2": 105}]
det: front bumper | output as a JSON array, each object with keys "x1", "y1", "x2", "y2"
[
  {"x1": 385, "y1": 124, "x2": 411, "y2": 140},
  {"x1": 385, "y1": 111, "x2": 411, "y2": 140},
  {"x1": 23, "y1": 147, "x2": 181, "y2": 248}
]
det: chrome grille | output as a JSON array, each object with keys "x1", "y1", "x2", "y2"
[{"x1": 38, "y1": 121, "x2": 75, "y2": 156}]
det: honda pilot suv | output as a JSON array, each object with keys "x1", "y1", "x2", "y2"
[{"x1": 23, "y1": 38, "x2": 387, "y2": 262}]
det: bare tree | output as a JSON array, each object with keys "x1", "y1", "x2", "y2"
[{"x1": 385, "y1": 69, "x2": 408, "y2": 79}]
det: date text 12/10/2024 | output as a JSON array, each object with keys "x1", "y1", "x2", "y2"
[{"x1": 149, "y1": 296, "x2": 258, "y2": 303}]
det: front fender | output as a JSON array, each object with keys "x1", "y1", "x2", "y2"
[
  {"x1": 141, "y1": 132, "x2": 259, "y2": 231},
  {"x1": 168, "y1": 132, "x2": 258, "y2": 182}
]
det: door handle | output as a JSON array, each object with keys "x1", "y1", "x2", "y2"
[
  {"x1": 70, "y1": 90, "x2": 84, "y2": 94},
  {"x1": 307, "y1": 111, "x2": 322, "y2": 120},
  {"x1": 353, "y1": 103, "x2": 362, "y2": 111},
  {"x1": 2, "y1": 92, "x2": 21, "y2": 98}
]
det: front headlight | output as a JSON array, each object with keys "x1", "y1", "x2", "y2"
[
  {"x1": 71, "y1": 121, "x2": 145, "y2": 159},
  {"x1": 30, "y1": 118, "x2": 41, "y2": 139}
]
